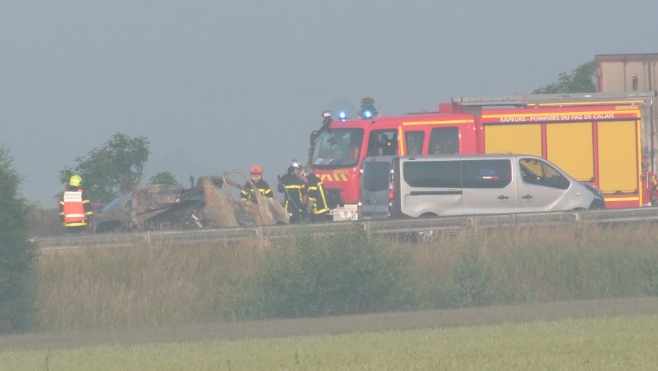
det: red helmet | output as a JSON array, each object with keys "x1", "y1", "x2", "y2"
[{"x1": 250, "y1": 165, "x2": 263, "y2": 175}]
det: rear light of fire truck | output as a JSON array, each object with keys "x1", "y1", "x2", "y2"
[
  {"x1": 388, "y1": 169, "x2": 395, "y2": 217},
  {"x1": 358, "y1": 167, "x2": 364, "y2": 219}
]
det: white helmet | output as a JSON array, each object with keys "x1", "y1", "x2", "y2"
[{"x1": 290, "y1": 158, "x2": 301, "y2": 169}]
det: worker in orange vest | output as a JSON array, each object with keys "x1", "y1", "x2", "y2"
[{"x1": 59, "y1": 174, "x2": 93, "y2": 234}]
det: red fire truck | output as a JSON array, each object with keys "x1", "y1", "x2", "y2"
[{"x1": 308, "y1": 92, "x2": 657, "y2": 221}]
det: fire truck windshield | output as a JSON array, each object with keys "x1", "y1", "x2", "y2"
[{"x1": 311, "y1": 128, "x2": 364, "y2": 169}]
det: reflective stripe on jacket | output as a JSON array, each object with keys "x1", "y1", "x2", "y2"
[
  {"x1": 60, "y1": 186, "x2": 93, "y2": 227},
  {"x1": 241, "y1": 179, "x2": 274, "y2": 202},
  {"x1": 306, "y1": 174, "x2": 329, "y2": 214},
  {"x1": 278, "y1": 172, "x2": 304, "y2": 213},
  {"x1": 62, "y1": 190, "x2": 88, "y2": 226}
]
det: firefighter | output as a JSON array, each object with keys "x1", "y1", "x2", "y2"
[
  {"x1": 277, "y1": 158, "x2": 305, "y2": 223},
  {"x1": 241, "y1": 165, "x2": 274, "y2": 202},
  {"x1": 368, "y1": 132, "x2": 387, "y2": 156},
  {"x1": 430, "y1": 142, "x2": 445, "y2": 155},
  {"x1": 304, "y1": 166, "x2": 330, "y2": 222},
  {"x1": 59, "y1": 174, "x2": 93, "y2": 234}
]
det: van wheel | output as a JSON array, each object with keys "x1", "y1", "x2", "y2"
[{"x1": 416, "y1": 213, "x2": 440, "y2": 243}]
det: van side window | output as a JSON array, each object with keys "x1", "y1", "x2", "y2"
[
  {"x1": 405, "y1": 131, "x2": 424, "y2": 155},
  {"x1": 403, "y1": 161, "x2": 461, "y2": 188},
  {"x1": 519, "y1": 158, "x2": 570, "y2": 190},
  {"x1": 429, "y1": 127, "x2": 459, "y2": 154},
  {"x1": 367, "y1": 130, "x2": 398, "y2": 156},
  {"x1": 461, "y1": 160, "x2": 512, "y2": 189}
]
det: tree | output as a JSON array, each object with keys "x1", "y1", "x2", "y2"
[
  {"x1": 358, "y1": 97, "x2": 379, "y2": 117},
  {"x1": 149, "y1": 171, "x2": 180, "y2": 186},
  {"x1": 533, "y1": 61, "x2": 596, "y2": 94},
  {"x1": 0, "y1": 146, "x2": 36, "y2": 333},
  {"x1": 59, "y1": 133, "x2": 150, "y2": 203}
]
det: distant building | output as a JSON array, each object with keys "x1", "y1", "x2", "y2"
[
  {"x1": 596, "y1": 53, "x2": 658, "y2": 170},
  {"x1": 596, "y1": 53, "x2": 658, "y2": 92}
]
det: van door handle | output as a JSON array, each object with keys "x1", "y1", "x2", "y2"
[
  {"x1": 522, "y1": 194, "x2": 533, "y2": 199},
  {"x1": 497, "y1": 195, "x2": 509, "y2": 200}
]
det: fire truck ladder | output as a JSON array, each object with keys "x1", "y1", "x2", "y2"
[{"x1": 452, "y1": 91, "x2": 656, "y2": 107}]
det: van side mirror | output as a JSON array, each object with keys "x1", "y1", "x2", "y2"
[{"x1": 310, "y1": 131, "x2": 319, "y2": 145}]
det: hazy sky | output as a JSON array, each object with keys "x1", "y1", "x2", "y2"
[{"x1": 2, "y1": 0, "x2": 657, "y2": 204}]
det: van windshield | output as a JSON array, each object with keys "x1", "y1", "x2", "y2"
[
  {"x1": 363, "y1": 162, "x2": 391, "y2": 192},
  {"x1": 311, "y1": 129, "x2": 364, "y2": 169}
]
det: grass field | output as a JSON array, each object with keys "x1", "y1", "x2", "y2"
[{"x1": 2, "y1": 313, "x2": 657, "y2": 370}]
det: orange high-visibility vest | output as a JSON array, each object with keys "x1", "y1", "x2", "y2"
[{"x1": 63, "y1": 190, "x2": 87, "y2": 226}]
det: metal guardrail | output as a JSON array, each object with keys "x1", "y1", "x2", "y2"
[{"x1": 36, "y1": 207, "x2": 658, "y2": 249}]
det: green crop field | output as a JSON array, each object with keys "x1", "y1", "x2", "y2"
[{"x1": 2, "y1": 314, "x2": 657, "y2": 371}]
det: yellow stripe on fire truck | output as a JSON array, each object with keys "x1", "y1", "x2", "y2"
[
  {"x1": 320, "y1": 173, "x2": 349, "y2": 182},
  {"x1": 482, "y1": 110, "x2": 640, "y2": 119}
]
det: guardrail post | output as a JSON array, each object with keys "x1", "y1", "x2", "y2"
[
  {"x1": 256, "y1": 226, "x2": 265, "y2": 251},
  {"x1": 364, "y1": 221, "x2": 372, "y2": 241},
  {"x1": 571, "y1": 211, "x2": 580, "y2": 223},
  {"x1": 464, "y1": 216, "x2": 478, "y2": 233}
]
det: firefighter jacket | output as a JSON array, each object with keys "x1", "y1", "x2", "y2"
[
  {"x1": 305, "y1": 173, "x2": 329, "y2": 215},
  {"x1": 59, "y1": 186, "x2": 93, "y2": 227},
  {"x1": 241, "y1": 179, "x2": 274, "y2": 202},
  {"x1": 278, "y1": 170, "x2": 305, "y2": 214}
]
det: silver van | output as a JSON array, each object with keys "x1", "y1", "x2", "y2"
[{"x1": 359, "y1": 154, "x2": 605, "y2": 220}]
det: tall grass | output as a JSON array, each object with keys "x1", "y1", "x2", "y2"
[
  {"x1": 35, "y1": 222, "x2": 658, "y2": 331},
  {"x1": 234, "y1": 226, "x2": 417, "y2": 319},
  {"x1": 27, "y1": 205, "x2": 65, "y2": 237},
  {"x1": 412, "y1": 224, "x2": 658, "y2": 309},
  {"x1": 36, "y1": 239, "x2": 264, "y2": 331}
]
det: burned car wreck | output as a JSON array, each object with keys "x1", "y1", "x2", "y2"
[{"x1": 94, "y1": 170, "x2": 289, "y2": 232}]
